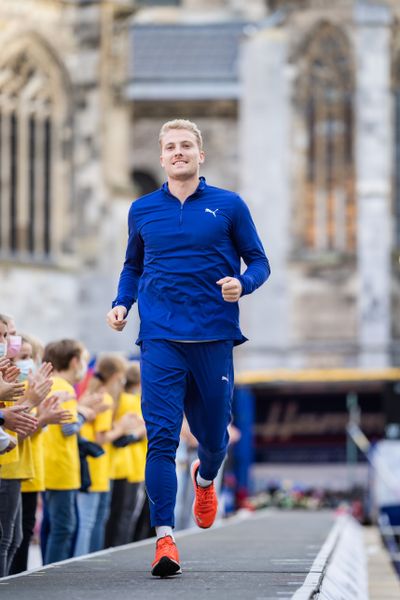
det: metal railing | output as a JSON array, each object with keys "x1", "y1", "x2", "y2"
[{"x1": 347, "y1": 422, "x2": 400, "y2": 576}]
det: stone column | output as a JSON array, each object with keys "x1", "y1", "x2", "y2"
[
  {"x1": 354, "y1": 2, "x2": 392, "y2": 367},
  {"x1": 238, "y1": 28, "x2": 291, "y2": 370},
  {"x1": 72, "y1": 2, "x2": 136, "y2": 354}
]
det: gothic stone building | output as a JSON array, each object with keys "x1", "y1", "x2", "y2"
[{"x1": 0, "y1": 0, "x2": 399, "y2": 372}]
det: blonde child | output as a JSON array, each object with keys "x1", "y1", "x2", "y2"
[{"x1": 74, "y1": 354, "x2": 134, "y2": 556}]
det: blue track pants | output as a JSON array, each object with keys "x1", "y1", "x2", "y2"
[{"x1": 140, "y1": 339, "x2": 234, "y2": 527}]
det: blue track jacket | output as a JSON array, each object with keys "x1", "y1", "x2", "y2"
[{"x1": 112, "y1": 177, "x2": 270, "y2": 345}]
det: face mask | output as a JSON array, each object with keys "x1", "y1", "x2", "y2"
[
  {"x1": 0, "y1": 342, "x2": 7, "y2": 358},
  {"x1": 16, "y1": 359, "x2": 36, "y2": 382},
  {"x1": 6, "y1": 335, "x2": 22, "y2": 359}
]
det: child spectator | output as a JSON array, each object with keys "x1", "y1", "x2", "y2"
[
  {"x1": 41, "y1": 339, "x2": 93, "y2": 565},
  {"x1": 0, "y1": 318, "x2": 51, "y2": 577},
  {"x1": 122, "y1": 363, "x2": 148, "y2": 543},
  {"x1": 74, "y1": 354, "x2": 134, "y2": 556},
  {"x1": 10, "y1": 336, "x2": 71, "y2": 574},
  {"x1": 103, "y1": 356, "x2": 143, "y2": 548}
]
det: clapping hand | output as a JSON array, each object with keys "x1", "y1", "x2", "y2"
[
  {"x1": 2, "y1": 405, "x2": 38, "y2": 436},
  {"x1": 2, "y1": 363, "x2": 21, "y2": 383},
  {"x1": 0, "y1": 371, "x2": 25, "y2": 402},
  {"x1": 22, "y1": 362, "x2": 53, "y2": 408},
  {"x1": 37, "y1": 395, "x2": 73, "y2": 426},
  {"x1": 0, "y1": 357, "x2": 25, "y2": 401},
  {"x1": 0, "y1": 357, "x2": 9, "y2": 373},
  {"x1": 78, "y1": 391, "x2": 109, "y2": 422},
  {"x1": 118, "y1": 412, "x2": 146, "y2": 437}
]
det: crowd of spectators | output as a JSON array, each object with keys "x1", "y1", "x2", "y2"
[{"x1": 0, "y1": 312, "x2": 149, "y2": 577}]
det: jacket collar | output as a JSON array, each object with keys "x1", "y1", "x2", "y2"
[{"x1": 162, "y1": 176, "x2": 206, "y2": 198}]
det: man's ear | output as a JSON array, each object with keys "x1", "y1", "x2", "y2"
[{"x1": 199, "y1": 151, "x2": 205, "y2": 165}]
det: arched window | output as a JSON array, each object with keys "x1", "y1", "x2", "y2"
[
  {"x1": 132, "y1": 169, "x2": 159, "y2": 197},
  {"x1": 0, "y1": 36, "x2": 72, "y2": 261},
  {"x1": 296, "y1": 23, "x2": 355, "y2": 253}
]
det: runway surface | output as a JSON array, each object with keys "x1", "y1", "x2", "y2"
[{"x1": 0, "y1": 509, "x2": 335, "y2": 600}]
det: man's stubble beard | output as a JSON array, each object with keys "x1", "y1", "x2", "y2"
[{"x1": 169, "y1": 165, "x2": 199, "y2": 182}]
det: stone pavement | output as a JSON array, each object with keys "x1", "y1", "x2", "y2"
[{"x1": 0, "y1": 510, "x2": 334, "y2": 600}]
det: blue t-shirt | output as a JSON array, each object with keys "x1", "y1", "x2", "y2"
[{"x1": 112, "y1": 177, "x2": 270, "y2": 345}]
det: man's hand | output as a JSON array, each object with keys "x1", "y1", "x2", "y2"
[
  {"x1": 106, "y1": 306, "x2": 127, "y2": 332},
  {"x1": 216, "y1": 277, "x2": 243, "y2": 303},
  {"x1": 2, "y1": 405, "x2": 38, "y2": 436}
]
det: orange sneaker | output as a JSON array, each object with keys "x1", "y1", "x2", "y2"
[
  {"x1": 151, "y1": 535, "x2": 182, "y2": 578},
  {"x1": 191, "y1": 459, "x2": 218, "y2": 529}
]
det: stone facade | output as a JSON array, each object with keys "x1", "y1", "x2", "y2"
[
  {"x1": 0, "y1": 0, "x2": 136, "y2": 354},
  {"x1": 0, "y1": 0, "x2": 399, "y2": 370}
]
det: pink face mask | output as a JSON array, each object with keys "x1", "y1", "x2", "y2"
[{"x1": 6, "y1": 335, "x2": 22, "y2": 359}]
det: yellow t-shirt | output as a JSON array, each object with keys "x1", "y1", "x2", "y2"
[
  {"x1": 0, "y1": 382, "x2": 35, "y2": 477},
  {"x1": 1, "y1": 437, "x2": 34, "y2": 480},
  {"x1": 81, "y1": 392, "x2": 113, "y2": 493},
  {"x1": 0, "y1": 400, "x2": 19, "y2": 467},
  {"x1": 21, "y1": 429, "x2": 45, "y2": 492},
  {"x1": 43, "y1": 376, "x2": 80, "y2": 491},
  {"x1": 109, "y1": 393, "x2": 133, "y2": 480},
  {"x1": 125, "y1": 393, "x2": 147, "y2": 484},
  {"x1": 0, "y1": 435, "x2": 19, "y2": 466}
]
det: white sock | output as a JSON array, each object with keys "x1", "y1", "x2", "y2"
[
  {"x1": 156, "y1": 526, "x2": 174, "y2": 540},
  {"x1": 196, "y1": 472, "x2": 213, "y2": 488}
]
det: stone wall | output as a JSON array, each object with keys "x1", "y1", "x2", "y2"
[
  {"x1": 0, "y1": 0, "x2": 398, "y2": 367},
  {"x1": 0, "y1": 0, "x2": 135, "y2": 353},
  {"x1": 0, "y1": 264, "x2": 80, "y2": 344}
]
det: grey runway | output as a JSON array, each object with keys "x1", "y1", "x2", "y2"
[{"x1": 0, "y1": 510, "x2": 335, "y2": 600}]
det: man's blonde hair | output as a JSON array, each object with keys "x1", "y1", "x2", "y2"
[{"x1": 159, "y1": 119, "x2": 203, "y2": 150}]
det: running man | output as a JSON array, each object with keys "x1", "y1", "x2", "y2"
[{"x1": 107, "y1": 119, "x2": 270, "y2": 577}]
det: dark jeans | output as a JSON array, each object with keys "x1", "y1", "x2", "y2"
[
  {"x1": 90, "y1": 491, "x2": 111, "y2": 552},
  {"x1": 43, "y1": 490, "x2": 77, "y2": 565},
  {"x1": 10, "y1": 491, "x2": 38, "y2": 574},
  {"x1": 104, "y1": 479, "x2": 129, "y2": 547},
  {"x1": 117, "y1": 482, "x2": 140, "y2": 546},
  {"x1": 40, "y1": 492, "x2": 49, "y2": 562},
  {"x1": 0, "y1": 479, "x2": 22, "y2": 577}
]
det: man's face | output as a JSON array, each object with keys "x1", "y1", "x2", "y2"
[{"x1": 160, "y1": 129, "x2": 204, "y2": 181}]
